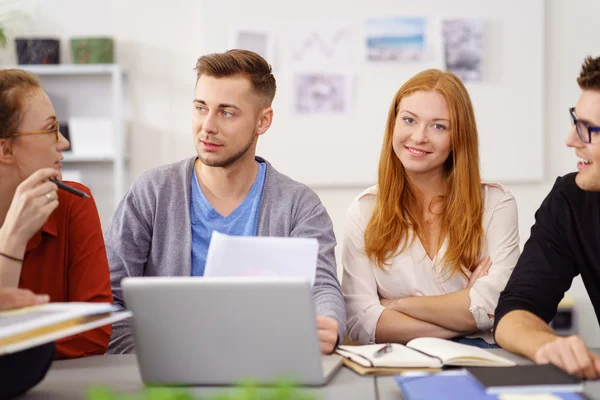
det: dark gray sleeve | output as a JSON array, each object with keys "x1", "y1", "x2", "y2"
[
  {"x1": 290, "y1": 196, "x2": 346, "y2": 340},
  {"x1": 104, "y1": 182, "x2": 153, "y2": 354}
]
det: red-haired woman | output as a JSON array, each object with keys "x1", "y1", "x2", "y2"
[{"x1": 342, "y1": 69, "x2": 520, "y2": 348}]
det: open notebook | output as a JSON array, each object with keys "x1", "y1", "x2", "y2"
[
  {"x1": 0, "y1": 302, "x2": 132, "y2": 355},
  {"x1": 337, "y1": 338, "x2": 516, "y2": 370}
]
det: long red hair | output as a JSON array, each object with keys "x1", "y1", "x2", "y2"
[{"x1": 364, "y1": 69, "x2": 483, "y2": 278}]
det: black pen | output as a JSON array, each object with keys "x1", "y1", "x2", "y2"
[
  {"x1": 50, "y1": 177, "x2": 90, "y2": 198},
  {"x1": 373, "y1": 343, "x2": 393, "y2": 358}
]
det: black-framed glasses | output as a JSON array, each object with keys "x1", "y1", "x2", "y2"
[
  {"x1": 11, "y1": 121, "x2": 60, "y2": 142},
  {"x1": 569, "y1": 107, "x2": 600, "y2": 144}
]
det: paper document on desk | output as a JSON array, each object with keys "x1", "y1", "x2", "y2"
[{"x1": 204, "y1": 231, "x2": 318, "y2": 286}]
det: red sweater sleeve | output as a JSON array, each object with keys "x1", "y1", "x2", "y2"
[{"x1": 55, "y1": 183, "x2": 112, "y2": 359}]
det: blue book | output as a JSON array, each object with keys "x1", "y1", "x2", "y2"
[{"x1": 395, "y1": 370, "x2": 586, "y2": 400}]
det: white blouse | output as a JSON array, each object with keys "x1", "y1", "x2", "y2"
[{"x1": 341, "y1": 183, "x2": 520, "y2": 345}]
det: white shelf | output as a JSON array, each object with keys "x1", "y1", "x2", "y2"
[
  {"x1": 2, "y1": 62, "x2": 128, "y2": 230},
  {"x1": 62, "y1": 153, "x2": 116, "y2": 162},
  {"x1": 0, "y1": 64, "x2": 125, "y2": 76}
]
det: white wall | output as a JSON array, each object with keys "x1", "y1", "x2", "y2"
[
  {"x1": 3, "y1": 0, "x2": 600, "y2": 344},
  {"x1": 202, "y1": 0, "x2": 545, "y2": 186},
  {"x1": 317, "y1": 0, "x2": 600, "y2": 344}
]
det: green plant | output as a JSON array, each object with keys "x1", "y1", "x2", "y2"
[
  {"x1": 87, "y1": 381, "x2": 320, "y2": 400},
  {"x1": 0, "y1": 26, "x2": 6, "y2": 48}
]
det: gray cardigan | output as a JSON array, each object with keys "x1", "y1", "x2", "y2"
[{"x1": 105, "y1": 156, "x2": 346, "y2": 354}]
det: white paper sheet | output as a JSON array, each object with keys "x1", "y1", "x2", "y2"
[
  {"x1": 0, "y1": 302, "x2": 119, "y2": 338},
  {"x1": 204, "y1": 231, "x2": 318, "y2": 286},
  {"x1": 364, "y1": 17, "x2": 427, "y2": 62},
  {"x1": 499, "y1": 395, "x2": 562, "y2": 400},
  {"x1": 287, "y1": 21, "x2": 353, "y2": 69},
  {"x1": 442, "y1": 18, "x2": 484, "y2": 82},
  {"x1": 291, "y1": 70, "x2": 354, "y2": 115},
  {"x1": 0, "y1": 311, "x2": 132, "y2": 356},
  {"x1": 228, "y1": 26, "x2": 276, "y2": 67}
]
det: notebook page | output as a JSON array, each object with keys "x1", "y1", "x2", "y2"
[
  {"x1": 337, "y1": 344, "x2": 442, "y2": 368},
  {"x1": 407, "y1": 337, "x2": 516, "y2": 366},
  {"x1": 0, "y1": 302, "x2": 119, "y2": 338},
  {"x1": 0, "y1": 311, "x2": 132, "y2": 355}
]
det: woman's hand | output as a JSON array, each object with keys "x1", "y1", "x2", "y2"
[
  {"x1": 0, "y1": 288, "x2": 49, "y2": 311},
  {"x1": 467, "y1": 256, "x2": 492, "y2": 288},
  {"x1": 0, "y1": 168, "x2": 60, "y2": 248}
]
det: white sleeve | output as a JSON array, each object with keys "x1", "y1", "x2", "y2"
[
  {"x1": 341, "y1": 203, "x2": 385, "y2": 344},
  {"x1": 469, "y1": 190, "x2": 521, "y2": 331}
]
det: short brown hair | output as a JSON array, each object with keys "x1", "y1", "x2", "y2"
[
  {"x1": 0, "y1": 69, "x2": 41, "y2": 139},
  {"x1": 577, "y1": 56, "x2": 600, "y2": 91},
  {"x1": 195, "y1": 49, "x2": 276, "y2": 106}
]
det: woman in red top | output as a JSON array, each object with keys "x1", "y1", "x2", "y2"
[{"x1": 0, "y1": 69, "x2": 112, "y2": 359}]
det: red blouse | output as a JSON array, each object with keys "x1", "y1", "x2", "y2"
[{"x1": 18, "y1": 182, "x2": 112, "y2": 359}]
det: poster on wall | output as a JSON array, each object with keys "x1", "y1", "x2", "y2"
[
  {"x1": 229, "y1": 26, "x2": 276, "y2": 67},
  {"x1": 291, "y1": 71, "x2": 353, "y2": 115},
  {"x1": 364, "y1": 17, "x2": 426, "y2": 62},
  {"x1": 287, "y1": 21, "x2": 353, "y2": 69},
  {"x1": 442, "y1": 19, "x2": 484, "y2": 82}
]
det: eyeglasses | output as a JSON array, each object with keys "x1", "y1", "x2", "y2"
[
  {"x1": 11, "y1": 121, "x2": 60, "y2": 142},
  {"x1": 569, "y1": 107, "x2": 600, "y2": 144}
]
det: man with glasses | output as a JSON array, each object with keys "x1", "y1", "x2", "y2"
[{"x1": 494, "y1": 55, "x2": 600, "y2": 379}]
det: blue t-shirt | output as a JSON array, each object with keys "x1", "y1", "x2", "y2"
[{"x1": 190, "y1": 161, "x2": 267, "y2": 276}]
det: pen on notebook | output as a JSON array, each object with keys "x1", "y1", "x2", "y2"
[
  {"x1": 49, "y1": 177, "x2": 90, "y2": 198},
  {"x1": 373, "y1": 343, "x2": 393, "y2": 358}
]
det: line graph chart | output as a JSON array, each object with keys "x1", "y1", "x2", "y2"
[{"x1": 288, "y1": 22, "x2": 353, "y2": 67}]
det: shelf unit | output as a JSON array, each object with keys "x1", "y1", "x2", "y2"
[
  {"x1": 2, "y1": 63, "x2": 123, "y2": 76},
  {"x1": 1, "y1": 64, "x2": 128, "y2": 229},
  {"x1": 62, "y1": 154, "x2": 118, "y2": 163}
]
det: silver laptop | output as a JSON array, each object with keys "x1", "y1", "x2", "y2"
[{"x1": 122, "y1": 276, "x2": 343, "y2": 386}]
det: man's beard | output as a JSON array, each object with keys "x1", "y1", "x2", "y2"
[{"x1": 198, "y1": 134, "x2": 256, "y2": 168}]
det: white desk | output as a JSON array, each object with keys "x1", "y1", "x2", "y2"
[{"x1": 24, "y1": 350, "x2": 600, "y2": 400}]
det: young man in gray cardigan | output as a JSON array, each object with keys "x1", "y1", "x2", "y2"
[{"x1": 105, "y1": 49, "x2": 345, "y2": 355}]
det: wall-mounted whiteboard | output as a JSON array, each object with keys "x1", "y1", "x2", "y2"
[{"x1": 201, "y1": 0, "x2": 544, "y2": 186}]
